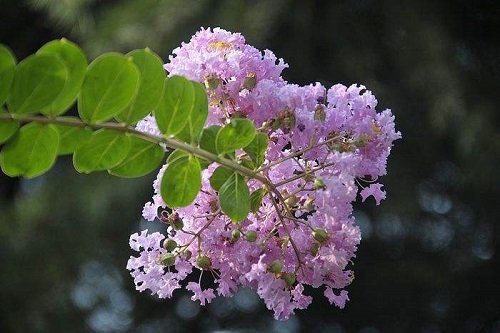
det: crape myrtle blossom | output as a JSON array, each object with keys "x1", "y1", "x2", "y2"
[{"x1": 128, "y1": 27, "x2": 401, "y2": 320}]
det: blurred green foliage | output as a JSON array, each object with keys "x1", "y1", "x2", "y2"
[{"x1": 1, "y1": 0, "x2": 500, "y2": 332}]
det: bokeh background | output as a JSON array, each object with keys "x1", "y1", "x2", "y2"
[{"x1": 1, "y1": 1, "x2": 500, "y2": 332}]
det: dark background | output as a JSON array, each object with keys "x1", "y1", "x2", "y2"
[{"x1": 1, "y1": 1, "x2": 499, "y2": 332}]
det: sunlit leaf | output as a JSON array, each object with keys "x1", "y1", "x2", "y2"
[
  {"x1": 0, "y1": 44, "x2": 16, "y2": 105},
  {"x1": 37, "y1": 38, "x2": 87, "y2": 116},
  {"x1": 73, "y1": 129, "x2": 130, "y2": 173},
  {"x1": 175, "y1": 81, "x2": 208, "y2": 144},
  {"x1": 209, "y1": 166, "x2": 232, "y2": 191},
  {"x1": 8, "y1": 53, "x2": 67, "y2": 115},
  {"x1": 216, "y1": 119, "x2": 255, "y2": 154},
  {"x1": 219, "y1": 172, "x2": 250, "y2": 222},
  {"x1": 78, "y1": 53, "x2": 139, "y2": 124},
  {"x1": 109, "y1": 135, "x2": 164, "y2": 177},
  {"x1": 54, "y1": 119, "x2": 92, "y2": 155},
  {"x1": 0, "y1": 122, "x2": 59, "y2": 178},
  {"x1": 250, "y1": 187, "x2": 267, "y2": 213},
  {"x1": 243, "y1": 132, "x2": 268, "y2": 167},
  {"x1": 154, "y1": 75, "x2": 195, "y2": 136},
  {"x1": 116, "y1": 49, "x2": 164, "y2": 124},
  {"x1": 161, "y1": 155, "x2": 201, "y2": 207},
  {"x1": 0, "y1": 108, "x2": 19, "y2": 144},
  {"x1": 166, "y1": 149, "x2": 188, "y2": 164},
  {"x1": 199, "y1": 125, "x2": 221, "y2": 155}
]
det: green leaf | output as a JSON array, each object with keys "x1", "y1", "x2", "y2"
[
  {"x1": 219, "y1": 172, "x2": 250, "y2": 222},
  {"x1": 116, "y1": 49, "x2": 164, "y2": 124},
  {"x1": 8, "y1": 53, "x2": 67, "y2": 115},
  {"x1": 37, "y1": 38, "x2": 87, "y2": 116},
  {"x1": 0, "y1": 122, "x2": 59, "y2": 178},
  {"x1": 209, "y1": 166, "x2": 233, "y2": 191},
  {"x1": 250, "y1": 187, "x2": 267, "y2": 213},
  {"x1": 109, "y1": 135, "x2": 164, "y2": 177},
  {"x1": 161, "y1": 155, "x2": 201, "y2": 207},
  {"x1": 199, "y1": 125, "x2": 221, "y2": 155},
  {"x1": 243, "y1": 132, "x2": 268, "y2": 167},
  {"x1": 54, "y1": 120, "x2": 92, "y2": 155},
  {"x1": 216, "y1": 119, "x2": 256, "y2": 154},
  {"x1": 0, "y1": 45, "x2": 16, "y2": 105},
  {"x1": 153, "y1": 75, "x2": 195, "y2": 136},
  {"x1": 175, "y1": 81, "x2": 208, "y2": 144},
  {"x1": 78, "y1": 53, "x2": 139, "y2": 124},
  {"x1": 166, "y1": 149, "x2": 188, "y2": 164},
  {"x1": 0, "y1": 108, "x2": 19, "y2": 144},
  {"x1": 73, "y1": 129, "x2": 130, "y2": 173}
]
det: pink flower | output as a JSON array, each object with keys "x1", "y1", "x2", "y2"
[{"x1": 360, "y1": 183, "x2": 387, "y2": 205}]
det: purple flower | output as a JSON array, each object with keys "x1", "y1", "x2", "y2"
[{"x1": 129, "y1": 27, "x2": 400, "y2": 320}]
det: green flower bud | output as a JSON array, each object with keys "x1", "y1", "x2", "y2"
[
  {"x1": 312, "y1": 228, "x2": 328, "y2": 243},
  {"x1": 196, "y1": 254, "x2": 212, "y2": 270},
  {"x1": 314, "y1": 177, "x2": 326, "y2": 190},
  {"x1": 183, "y1": 249, "x2": 192, "y2": 261},
  {"x1": 231, "y1": 229, "x2": 241, "y2": 241},
  {"x1": 267, "y1": 260, "x2": 283, "y2": 274},
  {"x1": 173, "y1": 219, "x2": 184, "y2": 230},
  {"x1": 204, "y1": 75, "x2": 220, "y2": 90},
  {"x1": 314, "y1": 105, "x2": 326, "y2": 122},
  {"x1": 304, "y1": 197, "x2": 315, "y2": 211},
  {"x1": 163, "y1": 239, "x2": 178, "y2": 252},
  {"x1": 284, "y1": 195, "x2": 298, "y2": 208},
  {"x1": 243, "y1": 72, "x2": 257, "y2": 90},
  {"x1": 309, "y1": 242, "x2": 320, "y2": 256},
  {"x1": 282, "y1": 272, "x2": 296, "y2": 287},
  {"x1": 245, "y1": 230, "x2": 257, "y2": 242},
  {"x1": 160, "y1": 253, "x2": 176, "y2": 266}
]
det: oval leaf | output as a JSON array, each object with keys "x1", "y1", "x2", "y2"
[
  {"x1": 199, "y1": 125, "x2": 221, "y2": 155},
  {"x1": 219, "y1": 172, "x2": 250, "y2": 222},
  {"x1": 0, "y1": 44, "x2": 16, "y2": 105},
  {"x1": 37, "y1": 38, "x2": 88, "y2": 116},
  {"x1": 250, "y1": 187, "x2": 267, "y2": 213},
  {"x1": 73, "y1": 129, "x2": 130, "y2": 173},
  {"x1": 154, "y1": 75, "x2": 195, "y2": 136},
  {"x1": 161, "y1": 155, "x2": 201, "y2": 207},
  {"x1": 115, "y1": 49, "x2": 165, "y2": 124},
  {"x1": 216, "y1": 119, "x2": 256, "y2": 154},
  {"x1": 78, "y1": 53, "x2": 139, "y2": 124},
  {"x1": 244, "y1": 132, "x2": 268, "y2": 167},
  {"x1": 166, "y1": 149, "x2": 189, "y2": 164},
  {"x1": 109, "y1": 135, "x2": 164, "y2": 177},
  {"x1": 54, "y1": 120, "x2": 92, "y2": 155},
  {"x1": 8, "y1": 53, "x2": 67, "y2": 115},
  {"x1": 209, "y1": 166, "x2": 233, "y2": 191},
  {"x1": 0, "y1": 122, "x2": 59, "y2": 178},
  {"x1": 175, "y1": 81, "x2": 208, "y2": 144},
  {"x1": 0, "y1": 108, "x2": 19, "y2": 144}
]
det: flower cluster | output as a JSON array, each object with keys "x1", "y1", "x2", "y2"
[{"x1": 129, "y1": 27, "x2": 401, "y2": 320}]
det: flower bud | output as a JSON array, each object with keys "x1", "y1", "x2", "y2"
[
  {"x1": 243, "y1": 72, "x2": 257, "y2": 90},
  {"x1": 309, "y1": 242, "x2": 320, "y2": 256},
  {"x1": 314, "y1": 105, "x2": 326, "y2": 122},
  {"x1": 196, "y1": 254, "x2": 212, "y2": 270},
  {"x1": 267, "y1": 260, "x2": 283, "y2": 274},
  {"x1": 160, "y1": 253, "x2": 176, "y2": 266},
  {"x1": 163, "y1": 239, "x2": 178, "y2": 252},
  {"x1": 282, "y1": 272, "x2": 296, "y2": 287},
  {"x1": 284, "y1": 195, "x2": 298, "y2": 208},
  {"x1": 304, "y1": 197, "x2": 315, "y2": 211},
  {"x1": 314, "y1": 177, "x2": 326, "y2": 190},
  {"x1": 231, "y1": 229, "x2": 241, "y2": 241},
  {"x1": 183, "y1": 249, "x2": 192, "y2": 261},
  {"x1": 312, "y1": 228, "x2": 328, "y2": 243},
  {"x1": 245, "y1": 230, "x2": 257, "y2": 242},
  {"x1": 204, "y1": 75, "x2": 220, "y2": 90}
]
